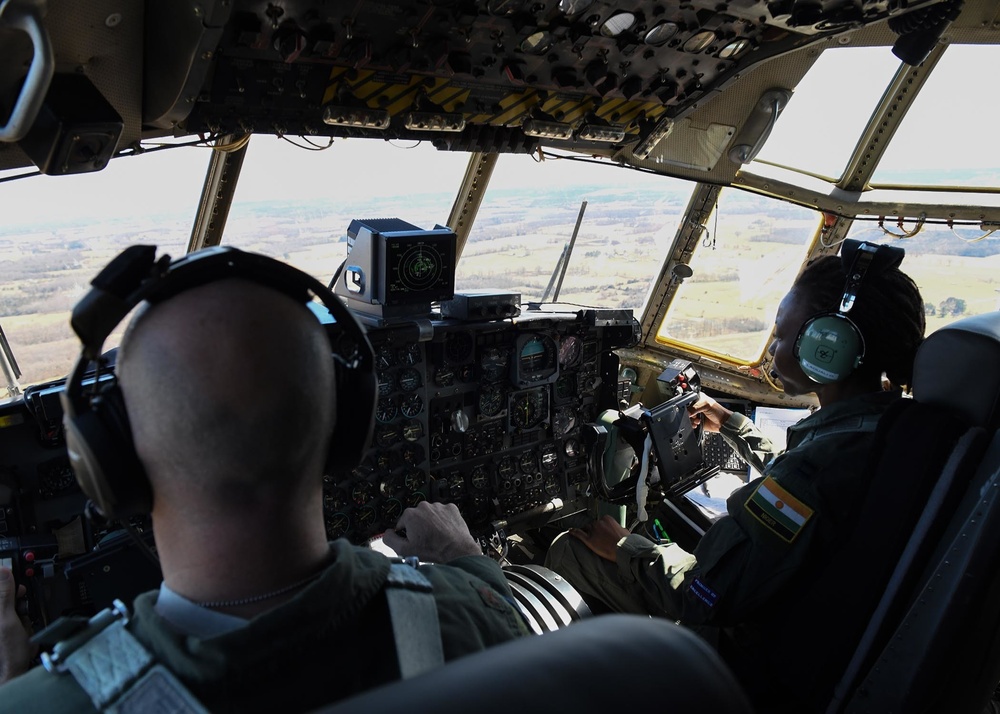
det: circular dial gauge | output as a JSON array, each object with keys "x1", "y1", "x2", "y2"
[
  {"x1": 515, "y1": 334, "x2": 557, "y2": 384},
  {"x1": 376, "y1": 396, "x2": 398, "y2": 423},
  {"x1": 480, "y1": 346, "x2": 510, "y2": 382},
  {"x1": 376, "y1": 345, "x2": 396, "y2": 370},
  {"x1": 510, "y1": 388, "x2": 548, "y2": 429},
  {"x1": 325, "y1": 512, "x2": 350, "y2": 540},
  {"x1": 552, "y1": 406, "x2": 577, "y2": 437},
  {"x1": 398, "y1": 344, "x2": 421, "y2": 366},
  {"x1": 402, "y1": 419, "x2": 424, "y2": 442},
  {"x1": 519, "y1": 450, "x2": 537, "y2": 474},
  {"x1": 375, "y1": 425, "x2": 401, "y2": 448},
  {"x1": 400, "y1": 394, "x2": 423, "y2": 418},
  {"x1": 377, "y1": 371, "x2": 395, "y2": 397},
  {"x1": 497, "y1": 457, "x2": 515, "y2": 480},
  {"x1": 404, "y1": 469, "x2": 426, "y2": 492},
  {"x1": 446, "y1": 332, "x2": 473, "y2": 362},
  {"x1": 380, "y1": 498, "x2": 403, "y2": 523},
  {"x1": 434, "y1": 366, "x2": 455, "y2": 387},
  {"x1": 470, "y1": 465, "x2": 490, "y2": 490},
  {"x1": 398, "y1": 367, "x2": 422, "y2": 392},
  {"x1": 478, "y1": 385, "x2": 505, "y2": 418},
  {"x1": 558, "y1": 335, "x2": 583, "y2": 367}
]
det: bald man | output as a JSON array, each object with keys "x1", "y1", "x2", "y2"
[{"x1": 0, "y1": 270, "x2": 527, "y2": 713}]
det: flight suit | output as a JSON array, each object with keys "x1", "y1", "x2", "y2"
[
  {"x1": 0, "y1": 539, "x2": 529, "y2": 714},
  {"x1": 546, "y1": 391, "x2": 898, "y2": 709}
]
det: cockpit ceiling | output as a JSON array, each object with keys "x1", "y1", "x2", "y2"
[{"x1": 0, "y1": 0, "x2": 956, "y2": 173}]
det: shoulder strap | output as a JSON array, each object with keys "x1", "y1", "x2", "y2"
[
  {"x1": 385, "y1": 558, "x2": 444, "y2": 679},
  {"x1": 41, "y1": 600, "x2": 208, "y2": 714}
]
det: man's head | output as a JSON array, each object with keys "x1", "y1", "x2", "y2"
[{"x1": 118, "y1": 278, "x2": 335, "y2": 512}]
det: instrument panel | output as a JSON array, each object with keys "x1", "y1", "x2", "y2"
[{"x1": 323, "y1": 307, "x2": 637, "y2": 545}]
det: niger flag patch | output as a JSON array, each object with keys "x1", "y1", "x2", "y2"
[{"x1": 745, "y1": 476, "x2": 814, "y2": 542}]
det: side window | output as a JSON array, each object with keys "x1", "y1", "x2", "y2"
[{"x1": 655, "y1": 189, "x2": 821, "y2": 365}]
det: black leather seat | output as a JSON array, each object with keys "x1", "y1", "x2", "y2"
[{"x1": 316, "y1": 614, "x2": 754, "y2": 714}]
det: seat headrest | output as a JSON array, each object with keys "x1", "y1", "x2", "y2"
[{"x1": 912, "y1": 311, "x2": 1000, "y2": 430}]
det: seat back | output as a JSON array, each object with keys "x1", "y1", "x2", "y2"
[
  {"x1": 315, "y1": 615, "x2": 755, "y2": 714},
  {"x1": 828, "y1": 311, "x2": 1000, "y2": 713}
]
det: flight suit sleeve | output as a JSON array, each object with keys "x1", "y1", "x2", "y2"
[
  {"x1": 719, "y1": 412, "x2": 780, "y2": 475},
  {"x1": 423, "y1": 555, "x2": 530, "y2": 662},
  {"x1": 614, "y1": 449, "x2": 823, "y2": 626}
]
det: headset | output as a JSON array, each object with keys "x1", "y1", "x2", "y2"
[
  {"x1": 794, "y1": 240, "x2": 904, "y2": 384},
  {"x1": 59, "y1": 245, "x2": 376, "y2": 519}
]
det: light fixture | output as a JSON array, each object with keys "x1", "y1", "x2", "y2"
[
  {"x1": 719, "y1": 38, "x2": 751, "y2": 59},
  {"x1": 727, "y1": 88, "x2": 792, "y2": 164},
  {"x1": 644, "y1": 22, "x2": 679, "y2": 46},
  {"x1": 683, "y1": 30, "x2": 715, "y2": 53},
  {"x1": 404, "y1": 112, "x2": 466, "y2": 132},
  {"x1": 577, "y1": 123, "x2": 627, "y2": 143},
  {"x1": 600, "y1": 12, "x2": 635, "y2": 37},
  {"x1": 522, "y1": 119, "x2": 574, "y2": 140},
  {"x1": 322, "y1": 105, "x2": 390, "y2": 130},
  {"x1": 520, "y1": 31, "x2": 554, "y2": 55},
  {"x1": 632, "y1": 117, "x2": 674, "y2": 160},
  {"x1": 558, "y1": 0, "x2": 594, "y2": 15}
]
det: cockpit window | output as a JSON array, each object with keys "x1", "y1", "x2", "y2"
[
  {"x1": 225, "y1": 138, "x2": 467, "y2": 278},
  {"x1": 752, "y1": 46, "x2": 901, "y2": 182},
  {"x1": 871, "y1": 44, "x2": 1000, "y2": 188},
  {"x1": 655, "y1": 189, "x2": 821, "y2": 365},
  {"x1": 457, "y1": 153, "x2": 694, "y2": 310},
  {"x1": 0, "y1": 143, "x2": 206, "y2": 389},
  {"x1": 845, "y1": 221, "x2": 1000, "y2": 331}
]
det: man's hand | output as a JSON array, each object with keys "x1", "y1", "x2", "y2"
[
  {"x1": 687, "y1": 393, "x2": 733, "y2": 433},
  {"x1": 0, "y1": 567, "x2": 35, "y2": 685},
  {"x1": 568, "y1": 516, "x2": 630, "y2": 562},
  {"x1": 382, "y1": 502, "x2": 483, "y2": 563}
]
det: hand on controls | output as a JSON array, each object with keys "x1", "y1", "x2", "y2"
[
  {"x1": 0, "y1": 567, "x2": 35, "y2": 685},
  {"x1": 687, "y1": 393, "x2": 733, "y2": 433},
  {"x1": 569, "y1": 515, "x2": 630, "y2": 563},
  {"x1": 383, "y1": 502, "x2": 483, "y2": 563}
]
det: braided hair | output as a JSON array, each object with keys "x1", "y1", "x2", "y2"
[{"x1": 793, "y1": 252, "x2": 925, "y2": 389}]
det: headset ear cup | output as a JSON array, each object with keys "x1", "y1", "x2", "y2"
[
  {"x1": 795, "y1": 313, "x2": 865, "y2": 384},
  {"x1": 61, "y1": 384, "x2": 151, "y2": 518}
]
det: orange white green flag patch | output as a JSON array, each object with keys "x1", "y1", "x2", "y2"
[{"x1": 745, "y1": 476, "x2": 814, "y2": 542}]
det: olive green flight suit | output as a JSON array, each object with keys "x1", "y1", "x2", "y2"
[{"x1": 0, "y1": 540, "x2": 529, "y2": 714}]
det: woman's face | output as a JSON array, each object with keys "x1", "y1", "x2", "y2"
[{"x1": 768, "y1": 286, "x2": 819, "y2": 397}]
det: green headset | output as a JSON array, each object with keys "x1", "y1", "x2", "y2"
[{"x1": 793, "y1": 240, "x2": 904, "y2": 384}]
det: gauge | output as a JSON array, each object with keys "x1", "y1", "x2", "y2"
[
  {"x1": 519, "y1": 450, "x2": 537, "y2": 474},
  {"x1": 510, "y1": 388, "x2": 548, "y2": 429},
  {"x1": 449, "y1": 472, "x2": 466, "y2": 496},
  {"x1": 515, "y1": 334, "x2": 557, "y2": 384},
  {"x1": 559, "y1": 0, "x2": 593, "y2": 15},
  {"x1": 377, "y1": 371, "x2": 395, "y2": 397},
  {"x1": 375, "y1": 450, "x2": 398, "y2": 473},
  {"x1": 480, "y1": 346, "x2": 509, "y2": 382},
  {"x1": 540, "y1": 444, "x2": 559, "y2": 471},
  {"x1": 564, "y1": 438, "x2": 580, "y2": 458},
  {"x1": 470, "y1": 465, "x2": 489, "y2": 490},
  {"x1": 497, "y1": 457, "x2": 515, "y2": 479},
  {"x1": 404, "y1": 469, "x2": 426, "y2": 492},
  {"x1": 323, "y1": 488, "x2": 349, "y2": 514},
  {"x1": 398, "y1": 367, "x2": 422, "y2": 392},
  {"x1": 406, "y1": 491, "x2": 426, "y2": 507},
  {"x1": 559, "y1": 335, "x2": 583, "y2": 367},
  {"x1": 458, "y1": 364, "x2": 475, "y2": 382},
  {"x1": 555, "y1": 373, "x2": 577, "y2": 400},
  {"x1": 376, "y1": 396, "x2": 398, "y2": 423},
  {"x1": 402, "y1": 419, "x2": 424, "y2": 442},
  {"x1": 402, "y1": 444, "x2": 424, "y2": 465},
  {"x1": 375, "y1": 425, "x2": 401, "y2": 448},
  {"x1": 552, "y1": 406, "x2": 577, "y2": 437},
  {"x1": 351, "y1": 481, "x2": 374, "y2": 506},
  {"x1": 544, "y1": 474, "x2": 561, "y2": 497},
  {"x1": 355, "y1": 505, "x2": 377, "y2": 529},
  {"x1": 446, "y1": 332, "x2": 473, "y2": 362},
  {"x1": 376, "y1": 344, "x2": 397, "y2": 370},
  {"x1": 380, "y1": 498, "x2": 403, "y2": 523},
  {"x1": 434, "y1": 366, "x2": 455, "y2": 387},
  {"x1": 720, "y1": 38, "x2": 751, "y2": 59},
  {"x1": 324, "y1": 512, "x2": 350, "y2": 540},
  {"x1": 400, "y1": 393, "x2": 423, "y2": 418},
  {"x1": 478, "y1": 385, "x2": 505, "y2": 418},
  {"x1": 398, "y1": 344, "x2": 421, "y2": 366}
]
